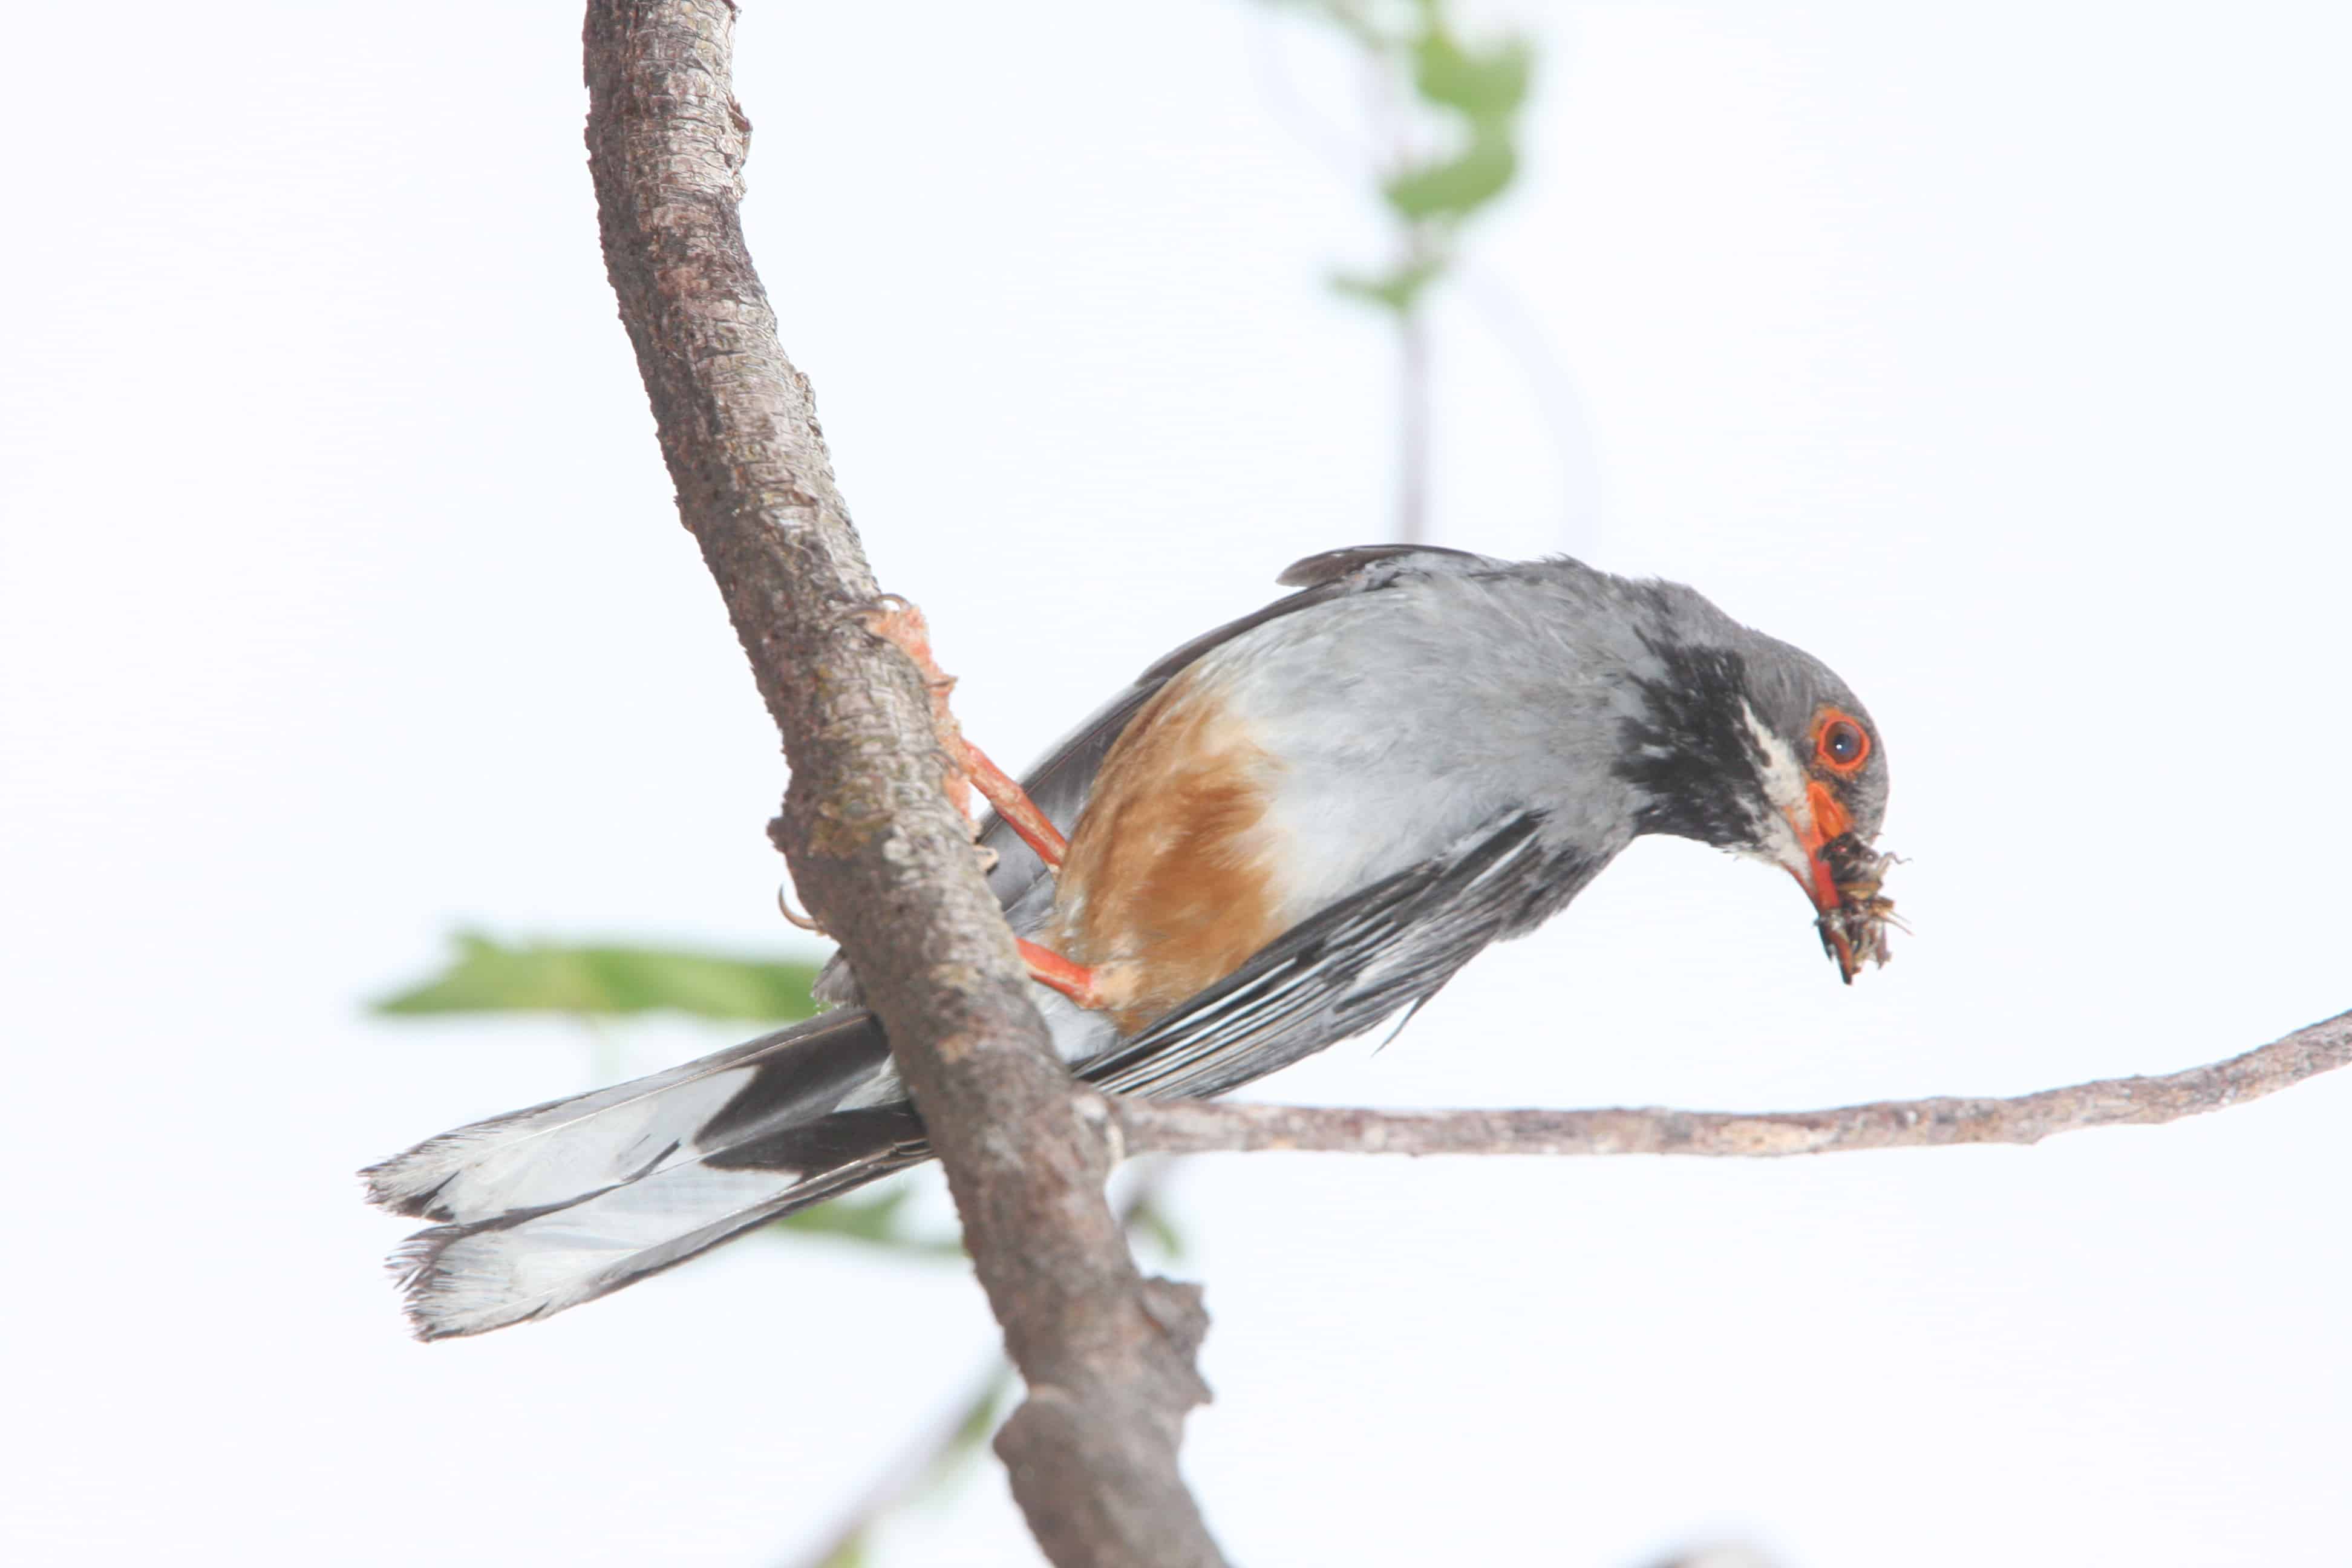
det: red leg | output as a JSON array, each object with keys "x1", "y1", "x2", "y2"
[
  {"x1": 855, "y1": 595, "x2": 1105, "y2": 1008},
  {"x1": 959, "y1": 740, "x2": 1070, "y2": 871},
  {"x1": 857, "y1": 595, "x2": 1070, "y2": 871},
  {"x1": 1017, "y1": 938, "x2": 1102, "y2": 1008}
]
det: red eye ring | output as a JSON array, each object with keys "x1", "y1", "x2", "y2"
[{"x1": 1815, "y1": 712, "x2": 1870, "y2": 774}]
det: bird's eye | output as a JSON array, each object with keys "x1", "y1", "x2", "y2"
[{"x1": 1816, "y1": 715, "x2": 1869, "y2": 773}]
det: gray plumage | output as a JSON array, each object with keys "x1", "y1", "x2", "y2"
[{"x1": 364, "y1": 546, "x2": 1893, "y2": 1339}]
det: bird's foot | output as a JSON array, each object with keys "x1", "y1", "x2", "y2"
[
  {"x1": 853, "y1": 594, "x2": 1070, "y2": 872},
  {"x1": 1017, "y1": 938, "x2": 1106, "y2": 1009}
]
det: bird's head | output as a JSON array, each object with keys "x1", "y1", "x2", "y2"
[{"x1": 1615, "y1": 626, "x2": 1898, "y2": 984}]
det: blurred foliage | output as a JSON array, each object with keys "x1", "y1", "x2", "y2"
[
  {"x1": 774, "y1": 1184, "x2": 964, "y2": 1257},
  {"x1": 372, "y1": 930, "x2": 828, "y2": 1022},
  {"x1": 1269, "y1": 0, "x2": 1536, "y2": 316},
  {"x1": 814, "y1": 1540, "x2": 869, "y2": 1568},
  {"x1": 1122, "y1": 1186, "x2": 1186, "y2": 1260}
]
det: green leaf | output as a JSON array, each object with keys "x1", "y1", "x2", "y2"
[
  {"x1": 773, "y1": 1187, "x2": 913, "y2": 1244},
  {"x1": 1123, "y1": 1194, "x2": 1186, "y2": 1261},
  {"x1": 1330, "y1": 255, "x2": 1448, "y2": 314},
  {"x1": 373, "y1": 932, "x2": 827, "y2": 1022},
  {"x1": 1382, "y1": 128, "x2": 1518, "y2": 223},
  {"x1": 1412, "y1": 29, "x2": 1532, "y2": 123},
  {"x1": 770, "y1": 1187, "x2": 966, "y2": 1258},
  {"x1": 813, "y1": 1535, "x2": 869, "y2": 1568}
]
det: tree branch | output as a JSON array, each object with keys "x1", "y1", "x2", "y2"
[
  {"x1": 580, "y1": 6, "x2": 1222, "y2": 1566},
  {"x1": 1087, "y1": 1008, "x2": 2352, "y2": 1158}
]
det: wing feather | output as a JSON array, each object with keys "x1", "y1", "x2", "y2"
[
  {"x1": 979, "y1": 545, "x2": 1498, "y2": 910},
  {"x1": 1078, "y1": 812, "x2": 1610, "y2": 1103},
  {"x1": 820, "y1": 545, "x2": 1497, "y2": 1001}
]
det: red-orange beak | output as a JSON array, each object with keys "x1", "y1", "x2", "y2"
[
  {"x1": 1783, "y1": 779, "x2": 1893, "y2": 984},
  {"x1": 1789, "y1": 780, "x2": 1851, "y2": 910}
]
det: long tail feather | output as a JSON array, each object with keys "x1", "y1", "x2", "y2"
[
  {"x1": 385, "y1": 1140, "x2": 924, "y2": 1339},
  {"x1": 362, "y1": 1010, "x2": 927, "y2": 1339}
]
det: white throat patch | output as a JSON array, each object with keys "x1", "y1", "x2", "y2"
[{"x1": 1737, "y1": 699, "x2": 1814, "y2": 869}]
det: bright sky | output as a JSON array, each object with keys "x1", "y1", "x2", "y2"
[{"x1": 5, "y1": 3, "x2": 2350, "y2": 1565}]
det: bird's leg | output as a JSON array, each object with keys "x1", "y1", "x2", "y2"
[
  {"x1": 855, "y1": 595, "x2": 1071, "y2": 871},
  {"x1": 856, "y1": 596, "x2": 1106, "y2": 1010},
  {"x1": 1016, "y1": 938, "x2": 1103, "y2": 1009}
]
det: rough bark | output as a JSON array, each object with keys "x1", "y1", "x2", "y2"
[
  {"x1": 580, "y1": 6, "x2": 1223, "y2": 1566},
  {"x1": 1089, "y1": 1008, "x2": 2352, "y2": 1158}
]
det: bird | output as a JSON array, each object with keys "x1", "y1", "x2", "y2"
[{"x1": 363, "y1": 545, "x2": 1898, "y2": 1339}]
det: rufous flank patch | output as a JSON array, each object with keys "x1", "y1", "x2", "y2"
[{"x1": 1044, "y1": 667, "x2": 1285, "y2": 1034}]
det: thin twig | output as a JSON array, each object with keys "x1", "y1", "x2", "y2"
[
  {"x1": 786, "y1": 1358, "x2": 1014, "y2": 1568},
  {"x1": 782, "y1": 1169, "x2": 1181, "y2": 1568},
  {"x1": 1087, "y1": 1008, "x2": 2352, "y2": 1158}
]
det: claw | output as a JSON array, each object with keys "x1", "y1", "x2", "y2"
[{"x1": 777, "y1": 885, "x2": 829, "y2": 935}]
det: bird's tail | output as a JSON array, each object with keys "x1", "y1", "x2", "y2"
[{"x1": 361, "y1": 1009, "x2": 928, "y2": 1340}]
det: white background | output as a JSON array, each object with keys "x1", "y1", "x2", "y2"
[{"x1": 5, "y1": 3, "x2": 2348, "y2": 1564}]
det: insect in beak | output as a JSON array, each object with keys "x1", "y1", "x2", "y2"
[{"x1": 1786, "y1": 780, "x2": 1901, "y2": 984}]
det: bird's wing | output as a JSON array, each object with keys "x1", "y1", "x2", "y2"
[
  {"x1": 977, "y1": 544, "x2": 1493, "y2": 927},
  {"x1": 819, "y1": 545, "x2": 1496, "y2": 1002},
  {"x1": 1074, "y1": 810, "x2": 1612, "y2": 1103}
]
